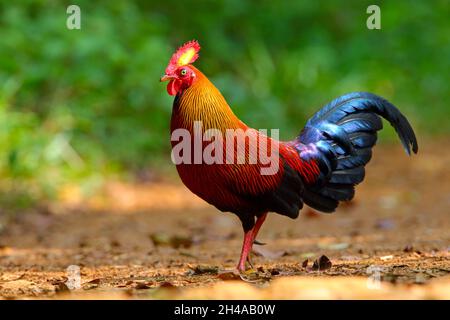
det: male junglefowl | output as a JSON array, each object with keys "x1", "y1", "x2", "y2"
[{"x1": 161, "y1": 40, "x2": 418, "y2": 271}]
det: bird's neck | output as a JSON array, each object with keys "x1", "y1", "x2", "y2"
[{"x1": 171, "y1": 66, "x2": 244, "y2": 133}]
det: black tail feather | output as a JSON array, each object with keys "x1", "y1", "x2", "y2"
[{"x1": 297, "y1": 92, "x2": 418, "y2": 213}]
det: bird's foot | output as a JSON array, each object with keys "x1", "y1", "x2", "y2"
[
  {"x1": 246, "y1": 255, "x2": 254, "y2": 269},
  {"x1": 236, "y1": 255, "x2": 256, "y2": 274},
  {"x1": 236, "y1": 263, "x2": 246, "y2": 273},
  {"x1": 236, "y1": 259, "x2": 254, "y2": 273}
]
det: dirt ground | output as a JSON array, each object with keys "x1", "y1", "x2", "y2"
[{"x1": 0, "y1": 140, "x2": 449, "y2": 299}]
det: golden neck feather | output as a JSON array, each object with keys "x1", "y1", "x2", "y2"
[{"x1": 173, "y1": 66, "x2": 244, "y2": 132}]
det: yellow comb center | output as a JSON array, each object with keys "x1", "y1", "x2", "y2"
[{"x1": 178, "y1": 48, "x2": 196, "y2": 66}]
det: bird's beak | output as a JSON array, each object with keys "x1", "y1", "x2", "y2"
[{"x1": 160, "y1": 74, "x2": 175, "y2": 82}]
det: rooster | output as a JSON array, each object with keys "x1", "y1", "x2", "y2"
[{"x1": 160, "y1": 40, "x2": 418, "y2": 271}]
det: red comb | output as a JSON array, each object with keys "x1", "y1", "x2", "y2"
[{"x1": 165, "y1": 40, "x2": 201, "y2": 74}]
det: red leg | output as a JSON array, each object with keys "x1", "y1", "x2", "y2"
[
  {"x1": 237, "y1": 213, "x2": 268, "y2": 272},
  {"x1": 252, "y1": 212, "x2": 267, "y2": 243},
  {"x1": 237, "y1": 229, "x2": 254, "y2": 272}
]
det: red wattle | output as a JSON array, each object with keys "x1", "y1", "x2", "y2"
[{"x1": 167, "y1": 80, "x2": 181, "y2": 96}]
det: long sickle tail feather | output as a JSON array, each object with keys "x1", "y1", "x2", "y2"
[{"x1": 296, "y1": 92, "x2": 418, "y2": 212}]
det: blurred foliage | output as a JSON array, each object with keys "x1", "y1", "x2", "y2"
[{"x1": 0, "y1": 0, "x2": 448, "y2": 206}]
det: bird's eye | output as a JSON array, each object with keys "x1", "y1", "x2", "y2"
[{"x1": 180, "y1": 69, "x2": 187, "y2": 76}]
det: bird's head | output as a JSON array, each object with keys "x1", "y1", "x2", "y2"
[{"x1": 160, "y1": 40, "x2": 200, "y2": 96}]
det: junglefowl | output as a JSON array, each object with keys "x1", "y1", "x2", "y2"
[{"x1": 160, "y1": 40, "x2": 418, "y2": 271}]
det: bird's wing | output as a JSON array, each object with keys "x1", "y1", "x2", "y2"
[{"x1": 217, "y1": 130, "x2": 319, "y2": 220}]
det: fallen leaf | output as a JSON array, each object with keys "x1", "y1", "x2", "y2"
[
  {"x1": 110, "y1": 240, "x2": 121, "y2": 248},
  {"x1": 302, "y1": 259, "x2": 309, "y2": 268},
  {"x1": 135, "y1": 282, "x2": 151, "y2": 289},
  {"x1": 158, "y1": 281, "x2": 175, "y2": 288},
  {"x1": 150, "y1": 233, "x2": 194, "y2": 249},
  {"x1": 269, "y1": 268, "x2": 281, "y2": 276},
  {"x1": 188, "y1": 265, "x2": 219, "y2": 275},
  {"x1": 82, "y1": 278, "x2": 101, "y2": 290},
  {"x1": 312, "y1": 255, "x2": 332, "y2": 271},
  {"x1": 239, "y1": 269, "x2": 268, "y2": 283},
  {"x1": 217, "y1": 271, "x2": 241, "y2": 281},
  {"x1": 53, "y1": 281, "x2": 70, "y2": 293},
  {"x1": 87, "y1": 278, "x2": 101, "y2": 284},
  {"x1": 149, "y1": 232, "x2": 171, "y2": 246},
  {"x1": 171, "y1": 235, "x2": 194, "y2": 249}
]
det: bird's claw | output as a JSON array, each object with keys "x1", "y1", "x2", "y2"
[{"x1": 246, "y1": 255, "x2": 254, "y2": 269}]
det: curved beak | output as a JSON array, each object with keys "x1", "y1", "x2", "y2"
[{"x1": 160, "y1": 74, "x2": 175, "y2": 82}]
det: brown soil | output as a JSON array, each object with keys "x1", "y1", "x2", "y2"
[{"x1": 0, "y1": 140, "x2": 449, "y2": 299}]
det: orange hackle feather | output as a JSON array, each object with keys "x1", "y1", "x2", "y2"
[{"x1": 172, "y1": 66, "x2": 240, "y2": 132}]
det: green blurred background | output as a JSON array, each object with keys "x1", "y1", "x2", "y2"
[{"x1": 0, "y1": 0, "x2": 448, "y2": 209}]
